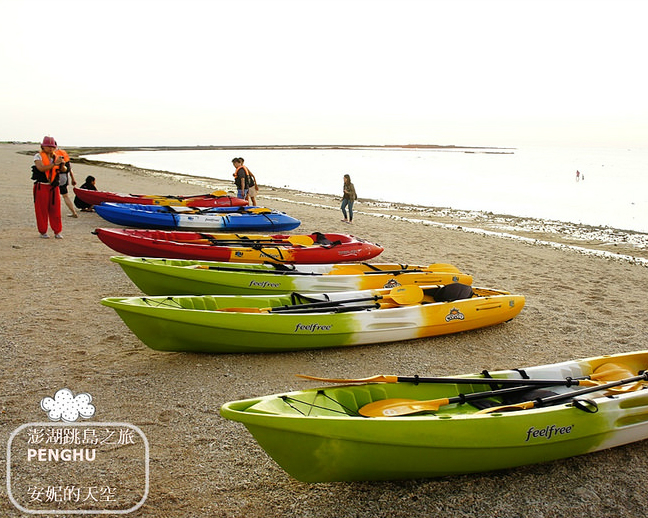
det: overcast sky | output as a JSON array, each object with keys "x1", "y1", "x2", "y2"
[{"x1": 2, "y1": 0, "x2": 646, "y2": 148}]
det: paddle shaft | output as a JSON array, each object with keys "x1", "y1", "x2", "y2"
[
  {"x1": 480, "y1": 371, "x2": 648, "y2": 413},
  {"x1": 197, "y1": 265, "x2": 314, "y2": 275},
  {"x1": 359, "y1": 383, "x2": 557, "y2": 417},
  {"x1": 180, "y1": 239, "x2": 299, "y2": 246},
  {"x1": 273, "y1": 303, "x2": 380, "y2": 315},
  {"x1": 271, "y1": 295, "x2": 380, "y2": 313},
  {"x1": 298, "y1": 374, "x2": 604, "y2": 387},
  {"x1": 269, "y1": 285, "x2": 422, "y2": 313}
]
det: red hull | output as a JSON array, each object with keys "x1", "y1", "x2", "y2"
[
  {"x1": 74, "y1": 188, "x2": 247, "y2": 208},
  {"x1": 93, "y1": 228, "x2": 384, "y2": 264}
]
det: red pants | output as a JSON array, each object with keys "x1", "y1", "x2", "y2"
[{"x1": 33, "y1": 182, "x2": 62, "y2": 235}]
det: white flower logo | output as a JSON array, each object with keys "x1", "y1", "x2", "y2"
[{"x1": 40, "y1": 388, "x2": 95, "y2": 422}]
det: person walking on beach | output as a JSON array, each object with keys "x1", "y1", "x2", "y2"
[
  {"x1": 576, "y1": 170, "x2": 580, "y2": 182},
  {"x1": 232, "y1": 158, "x2": 249, "y2": 200},
  {"x1": 32, "y1": 136, "x2": 66, "y2": 238},
  {"x1": 243, "y1": 161, "x2": 259, "y2": 206},
  {"x1": 74, "y1": 175, "x2": 97, "y2": 212},
  {"x1": 56, "y1": 146, "x2": 78, "y2": 217},
  {"x1": 340, "y1": 174, "x2": 357, "y2": 224}
]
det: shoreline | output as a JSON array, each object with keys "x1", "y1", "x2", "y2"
[
  {"x1": 65, "y1": 146, "x2": 648, "y2": 264},
  {"x1": 3, "y1": 142, "x2": 648, "y2": 517}
]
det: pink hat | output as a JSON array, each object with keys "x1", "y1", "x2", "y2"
[{"x1": 41, "y1": 136, "x2": 57, "y2": 148}]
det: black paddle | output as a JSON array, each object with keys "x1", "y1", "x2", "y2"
[
  {"x1": 478, "y1": 371, "x2": 648, "y2": 414},
  {"x1": 223, "y1": 285, "x2": 424, "y2": 313},
  {"x1": 359, "y1": 383, "x2": 557, "y2": 417},
  {"x1": 296, "y1": 364, "x2": 634, "y2": 387}
]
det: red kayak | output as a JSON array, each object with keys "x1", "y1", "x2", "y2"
[
  {"x1": 74, "y1": 188, "x2": 247, "y2": 208},
  {"x1": 93, "y1": 228, "x2": 384, "y2": 264}
]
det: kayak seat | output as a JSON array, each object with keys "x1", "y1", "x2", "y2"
[{"x1": 428, "y1": 283, "x2": 474, "y2": 302}]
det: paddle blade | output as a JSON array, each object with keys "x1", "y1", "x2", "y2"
[
  {"x1": 288, "y1": 235, "x2": 314, "y2": 246},
  {"x1": 387, "y1": 285, "x2": 424, "y2": 305},
  {"x1": 210, "y1": 190, "x2": 227, "y2": 196},
  {"x1": 359, "y1": 398, "x2": 450, "y2": 417},
  {"x1": 327, "y1": 266, "x2": 365, "y2": 276},
  {"x1": 296, "y1": 374, "x2": 399, "y2": 384},
  {"x1": 425, "y1": 263, "x2": 462, "y2": 273},
  {"x1": 590, "y1": 362, "x2": 634, "y2": 381}
]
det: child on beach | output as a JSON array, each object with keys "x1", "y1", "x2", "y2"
[
  {"x1": 244, "y1": 163, "x2": 259, "y2": 206},
  {"x1": 56, "y1": 147, "x2": 78, "y2": 217},
  {"x1": 74, "y1": 175, "x2": 97, "y2": 212}
]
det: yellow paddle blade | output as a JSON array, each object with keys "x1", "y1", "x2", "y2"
[
  {"x1": 424, "y1": 263, "x2": 461, "y2": 273},
  {"x1": 590, "y1": 363, "x2": 640, "y2": 391},
  {"x1": 590, "y1": 362, "x2": 634, "y2": 380},
  {"x1": 296, "y1": 374, "x2": 399, "y2": 384},
  {"x1": 246, "y1": 207, "x2": 272, "y2": 214},
  {"x1": 287, "y1": 235, "x2": 314, "y2": 246},
  {"x1": 211, "y1": 190, "x2": 227, "y2": 196},
  {"x1": 359, "y1": 398, "x2": 450, "y2": 417},
  {"x1": 386, "y1": 285, "x2": 424, "y2": 305},
  {"x1": 326, "y1": 266, "x2": 365, "y2": 276}
]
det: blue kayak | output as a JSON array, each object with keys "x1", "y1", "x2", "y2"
[{"x1": 94, "y1": 203, "x2": 301, "y2": 232}]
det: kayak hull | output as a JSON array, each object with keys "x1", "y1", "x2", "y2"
[
  {"x1": 220, "y1": 350, "x2": 648, "y2": 481},
  {"x1": 73, "y1": 187, "x2": 247, "y2": 207},
  {"x1": 94, "y1": 229, "x2": 384, "y2": 263},
  {"x1": 94, "y1": 203, "x2": 301, "y2": 232},
  {"x1": 100, "y1": 286, "x2": 524, "y2": 353},
  {"x1": 109, "y1": 256, "x2": 474, "y2": 295}
]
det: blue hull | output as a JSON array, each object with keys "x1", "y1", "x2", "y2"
[{"x1": 94, "y1": 203, "x2": 301, "y2": 231}]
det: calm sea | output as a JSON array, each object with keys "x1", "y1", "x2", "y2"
[{"x1": 83, "y1": 146, "x2": 648, "y2": 234}]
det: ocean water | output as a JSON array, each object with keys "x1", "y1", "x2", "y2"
[{"x1": 82, "y1": 145, "x2": 648, "y2": 234}]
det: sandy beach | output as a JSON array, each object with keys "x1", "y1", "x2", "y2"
[{"x1": 2, "y1": 142, "x2": 648, "y2": 517}]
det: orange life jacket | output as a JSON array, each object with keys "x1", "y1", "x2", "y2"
[
  {"x1": 235, "y1": 165, "x2": 251, "y2": 188},
  {"x1": 38, "y1": 151, "x2": 61, "y2": 183}
]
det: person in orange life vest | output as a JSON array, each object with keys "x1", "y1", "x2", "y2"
[
  {"x1": 232, "y1": 157, "x2": 249, "y2": 200},
  {"x1": 55, "y1": 147, "x2": 78, "y2": 217},
  {"x1": 33, "y1": 136, "x2": 66, "y2": 238}
]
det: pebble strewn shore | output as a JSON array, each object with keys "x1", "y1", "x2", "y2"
[{"x1": 2, "y1": 143, "x2": 648, "y2": 518}]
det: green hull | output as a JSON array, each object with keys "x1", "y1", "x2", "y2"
[
  {"x1": 220, "y1": 351, "x2": 648, "y2": 481},
  {"x1": 109, "y1": 256, "x2": 473, "y2": 296},
  {"x1": 101, "y1": 286, "x2": 524, "y2": 353}
]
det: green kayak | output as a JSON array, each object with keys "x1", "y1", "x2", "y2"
[
  {"x1": 101, "y1": 284, "x2": 524, "y2": 353},
  {"x1": 109, "y1": 256, "x2": 474, "y2": 295},
  {"x1": 220, "y1": 350, "x2": 648, "y2": 481}
]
